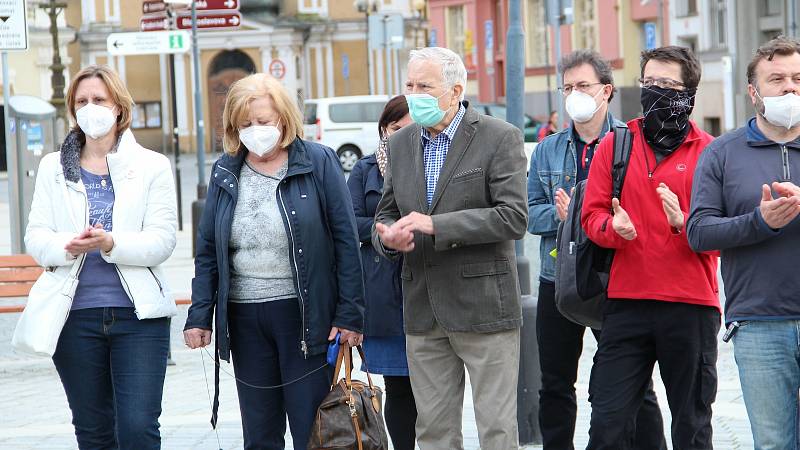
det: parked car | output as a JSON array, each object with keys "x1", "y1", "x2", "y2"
[
  {"x1": 472, "y1": 103, "x2": 540, "y2": 143},
  {"x1": 303, "y1": 95, "x2": 390, "y2": 171}
]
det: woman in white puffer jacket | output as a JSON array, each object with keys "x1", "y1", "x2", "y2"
[{"x1": 25, "y1": 64, "x2": 178, "y2": 450}]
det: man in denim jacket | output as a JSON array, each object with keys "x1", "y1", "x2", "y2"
[{"x1": 527, "y1": 50, "x2": 665, "y2": 449}]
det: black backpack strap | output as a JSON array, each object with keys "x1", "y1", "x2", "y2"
[{"x1": 610, "y1": 125, "x2": 633, "y2": 201}]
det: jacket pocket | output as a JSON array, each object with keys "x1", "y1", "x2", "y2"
[
  {"x1": 452, "y1": 168, "x2": 484, "y2": 183},
  {"x1": 699, "y1": 351, "x2": 717, "y2": 407},
  {"x1": 401, "y1": 264, "x2": 412, "y2": 281},
  {"x1": 461, "y1": 260, "x2": 511, "y2": 277},
  {"x1": 538, "y1": 171, "x2": 563, "y2": 201}
]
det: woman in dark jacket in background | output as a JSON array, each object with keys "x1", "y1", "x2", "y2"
[{"x1": 346, "y1": 95, "x2": 416, "y2": 450}]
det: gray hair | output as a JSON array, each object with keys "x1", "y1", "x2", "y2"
[
  {"x1": 409, "y1": 47, "x2": 468, "y2": 100},
  {"x1": 558, "y1": 49, "x2": 615, "y2": 101}
]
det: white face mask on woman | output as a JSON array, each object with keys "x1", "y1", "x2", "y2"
[
  {"x1": 239, "y1": 124, "x2": 282, "y2": 157},
  {"x1": 76, "y1": 103, "x2": 117, "y2": 139}
]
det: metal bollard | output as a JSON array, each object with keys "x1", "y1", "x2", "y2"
[
  {"x1": 517, "y1": 293, "x2": 542, "y2": 446},
  {"x1": 191, "y1": 197, "x2": 206, "y2": 258}
]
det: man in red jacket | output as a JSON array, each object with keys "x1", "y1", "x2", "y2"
[{"x1": 580, "y1": 46, "x2": 720, "y2": 450}]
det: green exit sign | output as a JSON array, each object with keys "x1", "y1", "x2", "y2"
[{"x1": 169, "y1": 34, "x2": 184, "y2": 49}]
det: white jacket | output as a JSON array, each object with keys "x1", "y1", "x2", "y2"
[{"x1": 25, "y1": 129, "x2": 178, "y2": 319}]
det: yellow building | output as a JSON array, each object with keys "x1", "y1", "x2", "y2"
[{"x1": 5, "y1": 0, "x2": 426, "y2": 154}]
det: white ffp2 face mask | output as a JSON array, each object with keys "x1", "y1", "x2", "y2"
[
  {"x1": 239, "y1": 124, "x2": 281, "y2": 157},
  {"x1": 76, "y1": 103, "x2": 117, "y2": 139},
  {"x1": 565, "y1": 87, "x2": 605, "y2": 124},
  {"x1": 759, "y1": 92, "x2": 800, "y2": 130}
]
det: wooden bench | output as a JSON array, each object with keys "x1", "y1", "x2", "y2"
[
  {"x1": 0, "y1": 254, "x2": 191, "y2": 313},
  {"x1": 0, "y1": 255, "x2": 44, "y2": 313}
]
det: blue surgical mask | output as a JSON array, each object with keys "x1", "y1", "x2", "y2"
[{"x1": 405, "y1": 91, "x2": 453, "y2": 127}]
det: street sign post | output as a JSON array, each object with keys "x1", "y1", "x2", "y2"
[
  {"x1": 0, "y1": 0, "x2": 28, "y2": 50},
  {"x1": 268, "y1": 59, "x2": 286, "y2": 79},
  {"x1": 107, "y1": 30, "x2": 191, "y2": 56},
  {"x1": 644, "y1": 22, "x2": 657, "y2": 50},
  {"x1": 194, "y1": 0, "x2": 238, "y2": 10},
  {"x1": 140, "y1": 14, "x2": 170, "y2": 31},
  {"x1": 1, "y1": 0, "x2": 29, "y2": 251},
  {"x1": 176, "y1": 11, "x2": 240, "y2": 29},
  {"x1": 143, "y1": 0, "x2": 167, "y2": 14}
]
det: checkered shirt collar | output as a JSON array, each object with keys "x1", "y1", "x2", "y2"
[{"x1": 421, "y1": 104, "x2": 466, "y2": 143}]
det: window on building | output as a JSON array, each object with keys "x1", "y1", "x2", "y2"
[
  {"x1": 676, "y1": 0, "x2": 698, "y2": 17},
  {"x1": 573, "y1": 0, "x2": 596, "y2": 50},
  {"x1": 524, "y1": 0, "x2": 548, "y2": 67},
  {"x1": 762, "y1": 0, "x2": 782, "y2": 16},
  {"x1": 131, "y1": 102, "x2": 161, "y2": 129},
  {"x1": 710, "y1": 0, "x2": 727, "y2": 49},
  {"x1": 678, "y1": 36, "x2": 698, "y2": 55},
  {"x1": 761, "y1": 29, "x2": 783, "y2": 44},
  {"x1": 445, "y1": 5, "x2": 466, "y2": 60},
  {"x1": 705, "y1": 117, "x2": 721, "y2": 137}
]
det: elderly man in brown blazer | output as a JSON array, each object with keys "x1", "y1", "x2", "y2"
[{"x1": 372, "y1": 46, "x2": 528, "y2": 450}]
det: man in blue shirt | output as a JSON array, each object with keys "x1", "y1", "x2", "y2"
[
  {"x1": 527, "y1": 50, "x2": 666, "y2": 449},
  {"x1": 688, "y1": 36, "x2": 800, "y2": 450}
]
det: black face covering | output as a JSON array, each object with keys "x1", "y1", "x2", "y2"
[{"x1": 640, "y1": 85, "x2": 696, "y2": 154}]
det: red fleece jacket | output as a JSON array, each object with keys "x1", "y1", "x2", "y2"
[{"x1": 581, "y1": 118, "x2": 720, "y2": 310}]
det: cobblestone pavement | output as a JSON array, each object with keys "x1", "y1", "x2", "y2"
[{"x1": 0, "y1": 160, "x2": 754, "y2": 449}]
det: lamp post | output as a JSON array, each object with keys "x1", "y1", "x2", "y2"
[
  {"x1": 354, "y1": 0, "x2": 376, "y2": 95},
  {"x1": 39, "y1": 0, "x2": 68, "y2": 141}
]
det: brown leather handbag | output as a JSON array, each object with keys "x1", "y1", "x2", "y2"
[{"x1": 307, "y1": 344, "x2": 389, "y2": 450}]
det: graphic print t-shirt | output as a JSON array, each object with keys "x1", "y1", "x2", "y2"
[{"x1": 72, "y1": 168, "x2": 132, "y2": 310}]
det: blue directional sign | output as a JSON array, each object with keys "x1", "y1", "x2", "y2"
[
  {"x1": 644, "y1": 22, "x2": 657, "y2": 50},
  {"x1": 484, "y1": 20, "x2": 493, "y2": 50},
  {"x1": 342, "y1": 54, "x2": 350, "y2": 80}
]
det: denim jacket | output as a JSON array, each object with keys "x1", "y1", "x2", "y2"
[{"x1": 527, "y1": 112, "x2": 623, "y2": 282}]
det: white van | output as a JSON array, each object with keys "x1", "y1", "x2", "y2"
[{"x1": 303, "y1": 95, "x2": 390, "y2": 171}]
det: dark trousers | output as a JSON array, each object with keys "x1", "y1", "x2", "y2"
[
  {"x1": 228, "y1": 299, "x2": 332, "y2": 450},
  {"x1": 52, "y1": 307, "x2": 170, "y2": 450},
  {"x1": 537, "y1": 280, "x2": 666, "y2": 450},
  {"x1": 587, "y1": 299, "x2": 720, "y2": 450},
  {"x1": 383, "y1": 375, "x2": 417, "y2": 450}
]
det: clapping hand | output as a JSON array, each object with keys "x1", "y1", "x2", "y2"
[
  {"x1": 611, "y1": 198, "x2": 637, "y2": 240},
  {"x1": 656, "y1": 183, "x2": 684, "y2": 230},
  {"x1": 759, "y1": 184, "x2": 800, "y2": 230}
]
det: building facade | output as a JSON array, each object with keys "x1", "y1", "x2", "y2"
[
  {"x1": 426, "y1": 0, "x2": 671, "y2": 122},
  {"x1": 669, "y1": 0, "x2": 799, "y2": 135},
  {"x1": 3, "y1": 0, "x2": 426, "y2": 155}
]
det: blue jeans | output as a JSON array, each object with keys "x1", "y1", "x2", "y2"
[
  {"x1": 228, "y1": 299, "x2": 332, "y2": 450},
  {"x1": 52, "y1": 307, "x2": 170, "y2": 450},
  {"x1": 733, "y1": 320, "x2": 800, "y2": 450}
]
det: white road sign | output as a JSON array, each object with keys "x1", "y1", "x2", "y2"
[
  {"x1": 106, "y1": 30, "x2": 191, "y2": 56},
  {"x1": 0, "y1": 0, "x2": 28, "y2": 50}
]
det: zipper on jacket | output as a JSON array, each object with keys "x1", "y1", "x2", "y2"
[
  {"x1": 113, "y1": 264, "x2": 138, "y2": 315},
  {"x1": 277, "y1": 182, "x2": 309, "y2": 358},
  {"x1": 102, "y1": 157, "x2": 139, "y2": 314},
  {"x1": 781, "y1": 145, "x2": 792, "y2": 181},
  {"x1": 218, "y1": 166, "x2": 240, "y2": 185},
  {"x1": 147, "y1": 267, "x2": 165, "y2": 294}
]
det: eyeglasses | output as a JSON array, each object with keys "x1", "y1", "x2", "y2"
[
  {"x1": 558, "y1": 82, "x2": 604, "y2": 96},
  {"x1": 639, "y1": 77, "x2": 686, "y2": 91}
]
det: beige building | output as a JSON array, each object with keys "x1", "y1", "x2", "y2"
[{"x1": 4, "y1": 0, "x2": 426, "y2": 154}]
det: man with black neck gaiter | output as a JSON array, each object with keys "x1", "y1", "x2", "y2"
[{"x1": 580, "y1": 46, "x2": 720, "y2": 450}]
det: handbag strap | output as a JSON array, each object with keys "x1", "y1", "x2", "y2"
[{"x1": 330, "y1": 344, "x2": 375, "y2": 390}]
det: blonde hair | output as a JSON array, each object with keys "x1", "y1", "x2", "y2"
[
  {"x1": 66, "y1": 64, "x2": 134, "y2": 135},
  {"x1": 222, "y1": 73, "x2": 303, "y2": 155}
]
